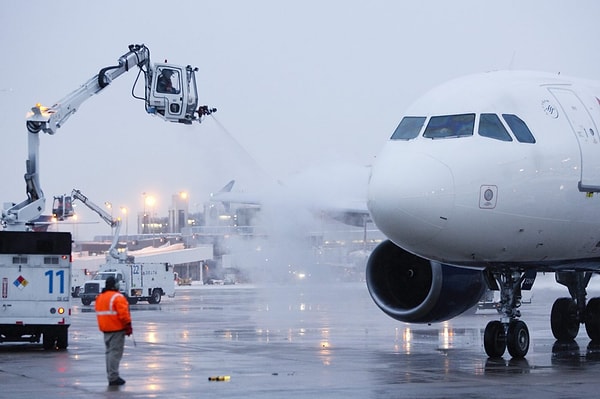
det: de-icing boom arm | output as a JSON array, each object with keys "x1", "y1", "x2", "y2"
[{"x1": 1, "y1": 44, "x2": 213, "y2": 230}]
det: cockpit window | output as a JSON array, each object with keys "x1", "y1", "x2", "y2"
[
  {"x1": 423, "y1": 114, "x2": 475, "y2": 139},
  {"x1": 479, "y1": 113, "x2": 513, "y2": 142},
  {"x1": 502, "y1": 114, "x2": 536, "y2": 143},
  {"x1": 390, "y1": 116, "x2": 426, "y2": 140}
]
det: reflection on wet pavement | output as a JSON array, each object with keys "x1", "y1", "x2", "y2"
[{"x1": 2, "y1": 278, "x2": 600, "y2": 398}]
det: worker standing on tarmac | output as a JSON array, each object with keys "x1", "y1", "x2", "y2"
[{"x1": 95, "y1": 276, "x2": 133, "y2": 386}]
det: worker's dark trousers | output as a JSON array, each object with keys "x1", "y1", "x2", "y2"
[{"x1": 103, "y1": 331, "x2": 125, "y2": 382}]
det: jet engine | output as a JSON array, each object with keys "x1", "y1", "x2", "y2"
[{"x1": 366, "y1": 240, "x2": 487, "y2": 323}]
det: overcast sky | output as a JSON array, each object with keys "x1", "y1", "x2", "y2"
[{"x1": 1, "y1": 1, "x2": 599, "y2": 240}]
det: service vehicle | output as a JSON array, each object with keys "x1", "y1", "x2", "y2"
[
  {"x1": 56, "y1": 190, "x2": 176, "y2": 306},
  {"x1": 2, "y1": 44, "x2": 214, "y2": 232},
  {"x1": 80, "y1": 263, "x2": 175, "y2": 305},
  {"x1": 54, "y1": 188, "x2": 131, "y2": 298},
  {"x1": 0, "y1": 231, "x2": 72, "y2": 349},
  {"x1": 0, "y1": 44, "x2": 213, "y2": 348}
]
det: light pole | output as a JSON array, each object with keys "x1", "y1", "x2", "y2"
[
  {"x1": 145, "y1": 195, "x2": 156, "y2": 245},
  {"x1": 120, "y1": 206, "x2": 128, "y2": 239},
  {"x1": 178, "y1": 191, "x2": 189, "y2": 233},
  {"x1": 142, "y1": 192, "x2": 148, "y2": 234},
  {"x1": 105, "y1": 201, "x2": 113, "y2": 236}
]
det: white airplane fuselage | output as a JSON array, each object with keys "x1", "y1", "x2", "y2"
[{"x1": 368, "y1": 71, "x2": 600, "y2": 270}]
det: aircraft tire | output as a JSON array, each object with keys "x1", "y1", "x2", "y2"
[
  {"x1": 551, "y1": 298, "x2": 579, "y2": 341},
  {"x1": 585, "y1": 297, "x2": 600, "y2": 341},
  {"x1": 507, "y1": 320, "x2": 529, "y2": 358},
  {"x1": 484, "y1": 320, "x2": 506, "y2": 358}
]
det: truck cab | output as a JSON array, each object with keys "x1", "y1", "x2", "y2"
[
  {"x1": 80, "y1": 271, "x2": 126, "y2": 305},
  {"x1": 147, "y1": 63, "x2": 199, "y2": 124}
]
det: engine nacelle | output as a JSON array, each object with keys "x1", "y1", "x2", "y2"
[{"x1": 366, "y1": 240, "x2": 486, "y2": 323}]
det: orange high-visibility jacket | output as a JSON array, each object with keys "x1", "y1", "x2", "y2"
[{"x1": 95, "y1": 290, "x2": 132, "y2": 333}]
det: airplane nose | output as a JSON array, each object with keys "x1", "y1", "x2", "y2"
[{"x1": 367, "y1": 149, "x2": 455, "y2": 248}]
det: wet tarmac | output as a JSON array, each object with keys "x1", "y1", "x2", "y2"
[{"x1": 2, "y1": 274, "x2": 600, "y2": 398}]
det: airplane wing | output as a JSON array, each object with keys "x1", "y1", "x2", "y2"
[
  {"x1": 210, "y1": 163, "x2": 372, "y2": 227},
  {"x1": 323, "y1": 203, "x2": 371, "y2": 227}
]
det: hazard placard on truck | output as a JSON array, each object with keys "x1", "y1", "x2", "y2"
[{"x1": 0, "y1": 231, "x2": 72, "y2": 349}]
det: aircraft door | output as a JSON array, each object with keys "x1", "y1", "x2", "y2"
[{"x1": 549, "y1": 88, "x2": 600, "y2": 192}]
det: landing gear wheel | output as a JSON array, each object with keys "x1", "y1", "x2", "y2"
[
  {"x1": 507, "y1": 320, "x2": 529, "y2": 358},
  {"x1": 551, "y1": 297, "x2": 579, "y2": 341},
  {"x1": 484, "y1": 320, "x2": 506, "y2": 358},
  {"x1": 585, "y1": 297, "x2": 600, "y2": 341}
]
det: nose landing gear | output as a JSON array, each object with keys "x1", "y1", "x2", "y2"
[{"x1": 483, "y1": 269, "x2": 533, "y2": 358}]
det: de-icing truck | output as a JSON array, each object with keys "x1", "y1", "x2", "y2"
[
  {"x1": 80, "y1": 263, "x2": 175, "y2": 305},
  {"x1": 53, "y1": 190, "x2": 176, "y2": 306},
  {"x1": 0, "y1": 44, "x2": 214, "y2": 349},
  {"x1": 0, "y1": 231, "x2": 72, "y2": 349}
]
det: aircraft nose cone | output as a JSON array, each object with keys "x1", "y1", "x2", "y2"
[{"x1": 367, "y1": 149, "x2": 455, "y2": 249}]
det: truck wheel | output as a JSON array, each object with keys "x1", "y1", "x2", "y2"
[
  {"x1": 57, "y1": 327, "x2": 68, "y2": 350},
  {"x1": 42, "y1": 330, "x2": 56, "y2": 350},
  {"x1": 127, "y1": 296, "x2": 138, "y2": 305},
  {"x1": 81, "y1": 297, "x2": 92, "y2": 306},
  {"x1": 148, "y1": 289, "x2": 161, "y2": 304}
]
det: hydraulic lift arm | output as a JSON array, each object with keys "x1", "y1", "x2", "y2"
[
  {"x1": 1, "y1": 44, "x2": 215, "y2": 230},
  {"x1": 59, "y1": 189, "x2": 126, "y2": 262}
]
